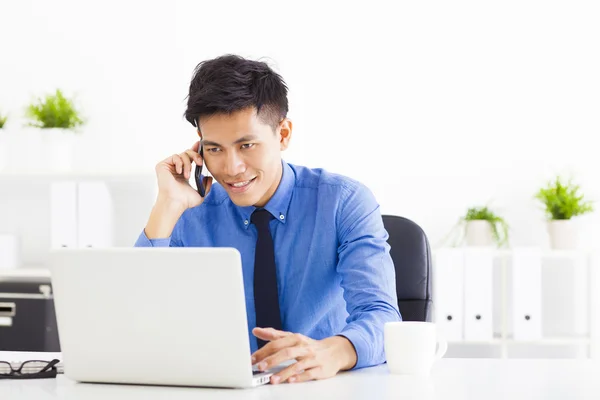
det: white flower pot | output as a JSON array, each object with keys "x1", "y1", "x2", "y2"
[
  {"x1": 41, "y1": 128, "x2": 78, "y2": 172},
  {"x1": 0, "y1": 131, "x2": 8, "y2": 171},
  {"x1": 547, "y1": 219, "x2": 578, "y2": 250},
  {"x1": 465, "y1": 220, "x2": 494, "y2": 247}
]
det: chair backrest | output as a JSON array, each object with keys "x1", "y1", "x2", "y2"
[{"x1": 382, "y1": 215, "x2": 433, "y2": 322}]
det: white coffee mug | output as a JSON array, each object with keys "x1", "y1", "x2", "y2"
[{"x1": 384, "y1": 321, "x2": 447, "y2": 376}]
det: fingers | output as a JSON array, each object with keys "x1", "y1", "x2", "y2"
[
  {"x1": 252, "y1": 332, "x2": 301, "y2": 365},
  {"x1": 253, "y1": 327, "x2": 292, "y2": 342},
  {"x1": 157, "y1": 142, "x2": 202, "y2": 179},
  {"x1": 203, "y1": 176, "x2": 213, "y2": 194},
  {"x1": 184, "y1": 149, "x2": 203, "y2": 166},
  {"x1": 287, "y1": 366, "x2": 324, "y2": 384},
  {"x1": 251, "y1": 328, "x2": 292, "y2": 363},
  {"x1": 178, "y1": 149, "x2": 204, "y2": 180},
  {"x1": 258, "y1": 345, "x2": 312, "y2": 374},
  {"x1": 170, "y1": 154, "x2": 183, "y2": 175},
  {"x1": 271, "y1": 357, "x2": 318, "y2": 384},
  {"x1": 255, "y1": 337, "x2": 312, "y2": 372},
  {"x1": 179, "y1": 151, "x2": 195, "y2": 179}
]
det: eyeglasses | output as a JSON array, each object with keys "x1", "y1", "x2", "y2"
[{"x1": 0, "y1": 359, "x2": 60, "y2": 379}]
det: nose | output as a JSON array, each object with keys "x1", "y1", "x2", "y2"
[{"x1": 224, "y1": 150, "x2": 246, "y2": 177}]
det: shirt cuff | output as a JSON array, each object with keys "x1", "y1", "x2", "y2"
[
  {"x1": 337, "y1": 327, "x2": 371, "y2": 370},
  {"x1": 134, "y1": 230, "x2": 171, "y2": 247}
]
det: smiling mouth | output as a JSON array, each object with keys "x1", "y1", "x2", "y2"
[{"x1": 226, "y1": 177, "x2": 257, "y2": 191}]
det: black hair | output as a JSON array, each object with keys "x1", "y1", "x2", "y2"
[{"x1": 184, "y1": 54, "x2": 289, "y2": 130}]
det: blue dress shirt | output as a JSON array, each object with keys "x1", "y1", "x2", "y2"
[{"x1": 135, "y1": 161, "x2": 401, "y2": 369}]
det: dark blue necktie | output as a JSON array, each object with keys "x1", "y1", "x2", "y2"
[{"x1": 251, "y1": 209, "x2": 282, "y2": 348}]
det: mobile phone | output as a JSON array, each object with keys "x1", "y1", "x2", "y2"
[{"x1": 194, "y1": 144, "x2": 206, "y2": 197}]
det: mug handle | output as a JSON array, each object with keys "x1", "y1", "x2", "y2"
[{"x1": 435, "y1": 328, "x2": 448, "y2": 360}]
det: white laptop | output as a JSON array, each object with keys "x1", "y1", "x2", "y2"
[{"x1": 49, "y1": 247, "x2": 277, "y2": 388}]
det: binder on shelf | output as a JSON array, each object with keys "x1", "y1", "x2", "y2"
[
  {"x1": 0, "y1": 234, "x2": 20, "y2": 269},
  {"x1": 49, "y1": 182, "x2": 78, "y2": 249},
  {"x1": 570, "y1": 254, "x2": 589, "y2": 337},
  {"x1": 78, "y1": 181, "x2": 114, "y2": 248},
  {"x1": 463, "y1": 248, "x2": 494, "y2": 341},
  {"x1": 433, "y1": 248, "x2": 465, "y2": 341},
  {"x1": 511, "y1": 247, "x2": 543, "y2": 340},
  {"x1": 542, "y1": 252, "x2": 589, "y2": 338}
]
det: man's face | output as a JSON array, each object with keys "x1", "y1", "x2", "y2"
[{"x1": 199, "y1": 107, "x2": 292, "y2": 207}]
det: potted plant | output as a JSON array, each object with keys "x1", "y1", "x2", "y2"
[
  {"x1": 438, "y1": 205, "x2": 509, "y2": 248},
  {"x1": 462, "y1": 206, "x2": 509, "y2": 247},
  {"x1": 24, "y1": 89, "x2": 85, "y2": 171},
  {"x1": 534, "y1": 176, "x2": 594, "y2": 249}
]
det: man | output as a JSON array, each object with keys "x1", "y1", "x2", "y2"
[{"x1": 135, "y1": 54, "x2": 401, "y2": 384}]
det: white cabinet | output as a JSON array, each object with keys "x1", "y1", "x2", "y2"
[
  {"x1": 463, "y1": 249, "x2": 494, "y2": 341},
  {"x1": 0, "y1": 172, "x2": 156, "y2": 268},
  {"x1": 511, "y1": 247, "x2": 543, "y2": 340},
  {"x1": 433, "y1": 248, "x2": 597, "y2": 360},
  {"x1": 50, "y1": 181, "x2": 114, "y2": 249},
  {"x1": 50, "y1": 181, "x2": 78, "y2": 249},
  {"x1": 433, "y1": 249, "x2": 465, "y2": 341},
  {"x1": 77, "y1": 182, "x2": 114, "y2": 248}
]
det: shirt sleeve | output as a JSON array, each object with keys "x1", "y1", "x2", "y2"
[
  {"x1": 335, "y1": 182, "x2": 402, "y2": 369},
  {"x1": 134, "y1": 217, "x2": 184, "y2": 247}
]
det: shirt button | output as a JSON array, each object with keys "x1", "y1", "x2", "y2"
[
  {"x1": 244, "y1": 220, "x2": 249, "y2": 225},
  {"x1": 279, "y1": 214, "x2": 285, "y2": 220}
]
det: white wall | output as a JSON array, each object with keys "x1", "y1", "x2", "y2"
[{"x1": 1, "y1": 0, "x2": 599, "y2": 249}]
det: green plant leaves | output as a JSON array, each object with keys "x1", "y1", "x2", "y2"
[
  {"x1": 0, "y1": 112, "x2": 7, "y2": 129},
  {"x1": 534, "y1": 176, "x2": 594, "y2": 220},
  {"x1": 25, "y1": 89, "x2": 84, "y2": 130},
  {"x1": 463, "y1": 206, "x2": 509, "y2": 247}
]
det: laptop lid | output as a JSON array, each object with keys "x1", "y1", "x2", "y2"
[{"x1": 49, "y1": 247, "x2": 259, "y2": 388}]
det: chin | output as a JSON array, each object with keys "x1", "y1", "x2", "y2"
[{"x1": 228, "y1": 193, "x2": 261, "y2": 207}]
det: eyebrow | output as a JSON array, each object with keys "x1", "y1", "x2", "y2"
[{"x1": 201, "y1": 135, "x2": 259, "y2": 147}]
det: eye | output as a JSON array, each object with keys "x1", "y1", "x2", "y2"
[
  {"x1": 241, "y1": 143, "x2": 255, "y2": 150},
  {"x1": 206, "y1": 147, "x2": 221, "y2": 153}
]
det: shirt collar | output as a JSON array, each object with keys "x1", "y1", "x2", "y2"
[{"x1": 238, "y1": 160, "x2": 295, "y2": 229}]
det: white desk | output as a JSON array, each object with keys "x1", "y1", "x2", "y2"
[{"x1": 1, "y1": 358, "x2": 599, "y2": 400}]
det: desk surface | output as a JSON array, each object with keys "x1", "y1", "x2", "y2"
[{"x1": 1, "y1": 358, "x2": 599, "y2": 400}]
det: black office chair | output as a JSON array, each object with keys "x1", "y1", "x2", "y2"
[{"x1": 382, "y1": 215, "x2": 433, "y2": 322}]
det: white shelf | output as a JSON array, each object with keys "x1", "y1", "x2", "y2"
[
  {"x1": 433, "y1": 247, "x2": 598, "y2": 359},
  {"x1": 432, "y1": 247, "x2": 596, "y2": 260},
  {"x1": 0, "y1": 267, "x2": 51, "y2": 281},
  {"x1": 496, "y1": 249, "x2": 593, "y2": 260}
]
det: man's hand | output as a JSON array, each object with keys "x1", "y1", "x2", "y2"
[
  {"x1": 144, "y1": 141, "x2": 213, "y2": 239},
  {"x1": 155, "y1": 141, "x2": 213, "y2": 211},
  {"x1": 251, "y1": 327, "x2": 357, "y2": 384}
]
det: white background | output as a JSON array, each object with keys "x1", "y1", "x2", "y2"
[{"x1": 1, "y1": 0, "x2": 599, "y2": 249}]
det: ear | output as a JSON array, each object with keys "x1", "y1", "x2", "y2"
[
  {"x1": 278, "y1": 119, "x2": 292, "y2": 151},
  {"x1": 197, "y1": 129, "x2": 203, "y2": 140}
]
